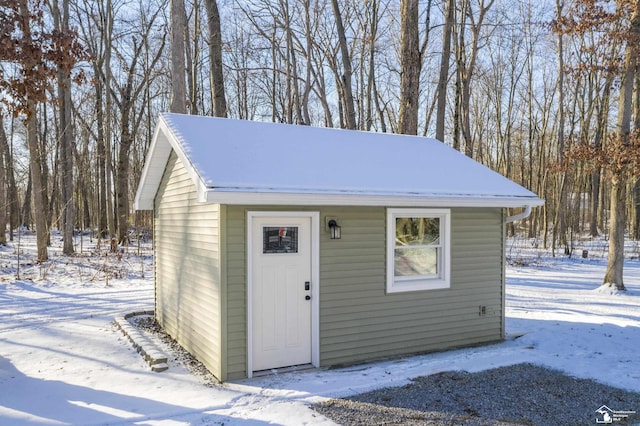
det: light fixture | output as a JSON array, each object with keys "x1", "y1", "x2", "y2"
[{"x1": 328, "y1": 219, "x2": 341, "y2": 239}]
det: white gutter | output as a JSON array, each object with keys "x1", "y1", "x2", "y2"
[
  {"x1": 505, "y1": 205, "x2": 532, "y2": 223},
  {"x1": 205, "y1": 188, "x2": 545, "y2": 209}
]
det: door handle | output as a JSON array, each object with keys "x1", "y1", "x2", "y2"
[{"x1": 305, "y1": 295, "x2": 311, "y2": 300}]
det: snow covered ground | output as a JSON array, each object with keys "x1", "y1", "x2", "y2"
[{"x1": 1, "y1": 230, "x2": 639, "y2": 425}]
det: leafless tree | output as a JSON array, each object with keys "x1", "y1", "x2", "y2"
[
  {"x1": 435, "y1": 0, "x2": 454, "y2": 142},
  {"x1": 171, "y1": 0, "x2": 188, "y2": 114},
  {"x1": 331, "y1": 0, "x2": 357, "y2": 129},
  {"x1": 205, "y1": 0, "x2": 227, "y2": 117}
]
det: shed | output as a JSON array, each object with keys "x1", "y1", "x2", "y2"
[{"x1": 134, "y1": 113, "x2": 544, "y2": 381}]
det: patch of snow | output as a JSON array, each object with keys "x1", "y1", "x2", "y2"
[
  {"x1": 1, "y1": 230, "x2": 639, "y2": 425},
  {"x1": 595, "y1": 284, "x2": 628, "y2": 296}
]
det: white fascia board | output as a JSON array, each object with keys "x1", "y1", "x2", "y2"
[
  {"x1": 134, "y1": 123, "x2": 168, "y2": 210},
  {"x1": 205, "y1": 189, "x2": 545, "y2": 208},
  {"x1": 134, "y1": 115, "x2": 209, "y2": 210},
  {"x1": 161, "y1": 118, "x2": 210, "y2": 203}
]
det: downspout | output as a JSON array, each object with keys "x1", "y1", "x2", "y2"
[
  {"x1": 502, "y1": 204, "x2": 532, "y2": 341},
  {"x1": 505, "y1": 205, "x2": 532, "y2": 223}
]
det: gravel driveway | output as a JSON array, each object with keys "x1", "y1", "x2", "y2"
[
  {"x1": 313, "y1": 363, "x2": 640, "y2": 425},
  {"x1": 132, "y1": 316, "x2": 640, "y2": 425}
]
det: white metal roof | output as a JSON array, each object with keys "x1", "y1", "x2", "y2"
[{"x1": 134, "y1": 113, "x2": 544, "y2": 210}]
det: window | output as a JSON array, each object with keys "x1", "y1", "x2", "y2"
[
  {"x1": 263, "y1": 226, "x2": 299, "y2": 253},
  {"x1": 386, "y1": 208, "x2": 450, "y2": 293}
]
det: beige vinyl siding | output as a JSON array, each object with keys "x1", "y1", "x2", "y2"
[
  {"x1": 320, "y1": 207, "x2": 503, "y2": 366},
  {"x1": 222, "y1": 206, "x2": 247, "y2": 380},
  {"x1": 154, "y1": 151, "x2": 223, "y2": 380},
  {"x1": 223, "y1": 206, "x2": 503, "y2": 376}
]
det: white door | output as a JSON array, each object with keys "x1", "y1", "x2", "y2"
[{"x1": 251, "y1": 216, "x2": 312, "y2": 371}]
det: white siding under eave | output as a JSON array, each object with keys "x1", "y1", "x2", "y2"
[{"x1": 154, "y1": 151, "x2": 222, "y2": 380}]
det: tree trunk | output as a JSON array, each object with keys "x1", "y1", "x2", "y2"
[
  {"x1": 116, "y1": 111, "x2": 133, "y2": 245},
  {"x1": 186, "y1": 0, "x2": 199, "y2": 115},
  {"x1": 16, "y1": 0, "x2": 48, "y2": 261},
  {"x1": 282, "y1": 0, "x2": 303, "y2": 124},
  {"x1": 590, "y1": 75, "x2": 613, "y2": 237},
  {"x1": 452, "y1": 0, "x2": 465, "y2": 152},
  {"x1": 461, "y1": 0, "x2": 493, "y2": 158},
  {"x1": 331, "y1": 0, "x2": 357, "y2": 129},
  {"x1": 364, "y1": 0, "x2": 379, "y2": 131},
  {"x1": 26, "y1": 117, "x2": 49, "y2": 261},
  {"x1": 555, "y1": 0, "x2": 569, "y2": 250},
  {"x1": 0, "y1": 120, "x2": 6, "y2": 245},
  {"x1": 398, "y1": 0, "x2": 421, "y2": 135},
  {"x1": 590, "y1": 168, "x2": 602, "y2": 236},
  {"x1": 59, "y1": 69, "x2": 74, "y2": 255},
  {"x1": 52, "y1": 0, "x2": 75, "y2": 255},
  {"x1": 115, "y1": 53, "x2": 135, "y2": 246},
  {"x1": 4, "y1": 119, "x2": 19, "y2": 240},
  {"x1": 635, "y1": 180, "x2": 640, "y2": 240},
  {"x1": 435, "y1": 0, "x2": 454, "y2": 142},
  {"x1": 603, "y1": 2, "x2": 639, "y2": 290},
  {"x1": 170, "y1": 0, "x2": 187, "y2": 114},
  {"x1": 104, "y1": 0, "x2": 116, "y2": 239},
  {"x1": 634, "y1": 63, "x2": 640, "y2": 240},
  {"x1": 95, "y1": 77, "x2": 109, "y2": 239},
  {"x1": 603, "y1": 178, "x2": 626, "y2": 289},
  {"x1": 60, "y1": 82, "x2": 74, "y2": 253},
  {"x1": 204, "y1": 0, "x2": 227, "y2": 117},
  {"x1": 301, "y1": 0, "x2": 314, "y2": 126},
  {"x1": 22, "y1": 173, "x2": 32, "y2": 229}
]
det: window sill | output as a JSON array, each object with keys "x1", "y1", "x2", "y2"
[{"x1": 386, "y1": 279, "x2": 450, "y2": 294}]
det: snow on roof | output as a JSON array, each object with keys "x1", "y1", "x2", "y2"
[{"x1": 135, "y1": 113, "x2": 544, "y2": 210}]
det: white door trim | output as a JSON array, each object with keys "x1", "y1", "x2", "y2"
[{"x1": 247, "y1": 211, "x2": 320, "y2": 378}]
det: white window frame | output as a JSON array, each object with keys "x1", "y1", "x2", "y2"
[{"x1": 386, "y1": 208, "x2": 451, "y2": 293}]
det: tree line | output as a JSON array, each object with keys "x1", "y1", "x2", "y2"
[{"x1": 1, "y1": 0, "x2": 639, "y2": 289}]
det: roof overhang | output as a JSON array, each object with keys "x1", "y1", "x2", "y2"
[
  {"x1": 134, "y1": 116, "x2": 209, "y2": 210},
  {"x1": 203, "y1": 188, "x2": 544, "y2": 208},
  {"x1": 135, "y1": 113, "x2": 545, "y2": 213}
]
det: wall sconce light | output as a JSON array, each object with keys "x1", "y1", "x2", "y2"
[{"x1": 328, "y1": 219, "x2": 341, "y2": 239}]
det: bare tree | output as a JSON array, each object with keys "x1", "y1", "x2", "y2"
[
  {"x1": 453, "y1": 0, "x2": 495, "y2": 156},
  {"x1": 185, "y1": 0, "x2": 201, "y2": 115},
  {"x1": 0, "y1": 0, "x2": 83, "y2": 260},
  {"x1": 171, "y1": 0, "x2": 188, "y2": 114},
  {"x1": 331, "y1": 0, "x2": 357, "y2": 129},
  {"x1": 435, "y1": 0, "x2": 454, "y2": 142},
  {"x1": 0, "y1": 115, "x2": 20, "y2": 241},
  {"x1": 9, "y1": 0, "x2": 640, "y2": 268},
  {"x1": 204, "y1": 0, "x2": 227, "y2": 117},
  {"x1": 634, "y1": 70, "x2": 640, "y2": 239},
  {"x1": 398, "y1": 0, "x2": 421, "y2": 135},
  {"x1": 50, "y1": 0, "x2": 76, "y2": 255},
  {"x1": 559, "y1": 0, "x2": 640, "y2": 290},
  {"x1": 75, "y1": 0, "x2": 115, "y2": 240},
  {"x1": 552, "y1": 0, "x2": 569, "y2": 255},
  {"x1": 112, "y1": 3, "x2": 166, "y2": 244},
  {"x1": 3, "y1": 0, "x2": 48, "y2": 260},
  {"x1": 0, "y1": 116, "x2": 6, "y2": 245}
]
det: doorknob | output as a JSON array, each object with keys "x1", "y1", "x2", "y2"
[{"x1": 305, "y1": 295, "x2": 311, "y2": 300}]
